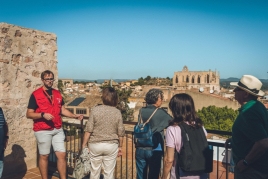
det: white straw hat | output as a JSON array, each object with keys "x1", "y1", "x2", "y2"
[{"x1": 230, "y1": 75, "x2": 265, "y2": 97}]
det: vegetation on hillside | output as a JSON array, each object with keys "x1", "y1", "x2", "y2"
[
  {"x1": 73, "y1": 80, "x2": 98, "y2": 85},
  {"x1": 134, "y1": 76, "x2": 172, "y2": 86},
  {"x1": 197, "y1": 105, "x2": 238, "y2": 132},
  {"x1": 117, "y1": 89, "x2": 134, "y2": 121},
  {"x1": 220, "y1": 78, "x2": 268, "y2": 91},
  {"x1": 58, "y1": 80, "x2": 67, "y2": 101}
]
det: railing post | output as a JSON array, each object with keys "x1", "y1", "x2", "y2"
[{"x1": 80, "y1": 119, "x2": 84, "y2": 150}]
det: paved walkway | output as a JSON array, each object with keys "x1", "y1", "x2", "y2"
[
  {"x1": 2, "y1": 168, "x2": 58, "y2": 179},
  {"x1": 4, "y1": 161, "x2": 234, "y2": 179}
]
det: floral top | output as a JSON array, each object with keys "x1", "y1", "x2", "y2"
[{"x1": 85, "y1": 105, "x2": 125, "y2": 144}]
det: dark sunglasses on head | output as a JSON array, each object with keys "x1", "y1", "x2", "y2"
[{"x1": 43, "y1": 78, "x2": 55, "y2": 81}]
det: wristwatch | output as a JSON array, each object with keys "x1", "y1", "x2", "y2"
[
  {"x1": 41, "y1": 112, "x2": 45, "y2": 118},
  {"x1": 243, "y1": 159, "x2": 249, "y2": 166}
]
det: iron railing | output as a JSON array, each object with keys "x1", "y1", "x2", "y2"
[{"x1": 47, "y1": 121, "x2": 233, "y2": 179}]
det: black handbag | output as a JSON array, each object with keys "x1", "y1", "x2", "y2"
[{"x1": 133, "y1": 108, "x2": 158, "y2": 147}]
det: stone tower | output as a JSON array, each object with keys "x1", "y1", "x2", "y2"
[{"x1": 0, "y1": 23, "x2": 58, "y2": 176}]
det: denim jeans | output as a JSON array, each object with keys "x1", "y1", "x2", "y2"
[
  {"x1": 0, "y1": 160, "x2": 3, "y2": 178},
  {"x1": 136, "y1": 148, "x2": 162, "y2": 179}
]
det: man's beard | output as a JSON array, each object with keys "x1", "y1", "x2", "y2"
[{"x1": 44, "y1": 83, "x2": 53, "y2": 89}]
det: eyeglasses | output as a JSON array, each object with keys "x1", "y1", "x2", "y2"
[
  {"x1": 43, "y1": 78, "x2": 55, "y2": 81},
  {"x1": 234, "y1": 87, "x2": 244, "y2": 92}
]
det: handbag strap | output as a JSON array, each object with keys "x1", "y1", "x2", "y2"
[{"x1": 138, "y1": 108, "x2": 158, "y2": 126}]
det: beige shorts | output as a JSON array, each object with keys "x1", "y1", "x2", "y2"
[{"x1": 34, "y1": 128, "x2": 66, "y2": 155}]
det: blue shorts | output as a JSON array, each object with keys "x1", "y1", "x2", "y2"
[{"x1": 34, "y1": 128, "x2": 66, "y2": 155}]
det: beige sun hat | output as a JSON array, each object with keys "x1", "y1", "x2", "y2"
[{"x1": 230, "y1": 75, "x2": 265, "y2": 97}]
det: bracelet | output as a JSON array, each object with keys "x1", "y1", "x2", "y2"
[{"x1": 41, "y1": 112, "x2": 44, "y2": 118}]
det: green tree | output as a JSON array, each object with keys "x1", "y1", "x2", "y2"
[
  {"x1": 136, "y1": 77, "x2": 145, "y2": 85},
  {"x1": 145, "y1": 75, "x2": 151, "y2": 81},
  {"x1": 197, "y1": 105, "x2": 238, "y2": 132},
  {"x1": 116, "y1": 89, "x2": 133, "y2": 121},
  {"x1": 58, "y1": 80, "x2": 66, "y2": 100}
]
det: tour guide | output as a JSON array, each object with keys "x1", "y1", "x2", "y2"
[
  {"x1": 26, "y1": 70, "x2": 83, "y2": 179},
  {"x1": 229, "y1": 75, "x2": 268, "y2": 179}
]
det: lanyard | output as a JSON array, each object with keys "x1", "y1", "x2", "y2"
[{"x1": 43, "y1": 88, "x2": 54, "y2": 105}]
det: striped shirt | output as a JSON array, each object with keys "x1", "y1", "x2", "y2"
[{"x1": 0, "y1": 108, "x2": 6, "y2": 128}]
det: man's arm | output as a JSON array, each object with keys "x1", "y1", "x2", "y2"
[
  {"x1": 26, "y1": 109, "x2": 43, "y2": 120},
  {"x1": 237, "y1": 138, "x2": 268, "y2": 171},
  {"x1": 26, "y1": 108, "x2": 57, "y2": 121},
  {"x1": 61, "y1": 106, "x2": 83, "y2": 120}
]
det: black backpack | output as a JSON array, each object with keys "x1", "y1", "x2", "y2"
[{"x1": 175, "y1": 122, "x2": 213, "y2": 177}]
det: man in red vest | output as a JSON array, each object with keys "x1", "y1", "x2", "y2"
[{"x1": 26, "y1": 70, "x2": 83, "y2": 179}]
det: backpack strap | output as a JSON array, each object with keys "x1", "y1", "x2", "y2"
[
  {"x1": 138, "y1": 108, "x2": 158, "y2": 127},
  {"x1": 179, "y1": 123, "x2": 190, "y2": 142}
]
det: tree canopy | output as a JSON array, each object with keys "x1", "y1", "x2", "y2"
[
  {"x1": 197, "y1": 105, "x2": 238, "y2": 132},
  {"x1": 116, "y1": 89, "x2": 133, "y2": 121}
]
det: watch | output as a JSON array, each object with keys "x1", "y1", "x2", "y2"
[
  {"x1": 41, "y1": 112, "x2": 44, "y2": 118},
  {"x1": 243, "y1": 159, "x2": 249, "y2": 166}
]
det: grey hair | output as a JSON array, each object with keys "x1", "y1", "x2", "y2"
[{"x1": 145, "y1": 89, "x2": 164, "y2": 104}]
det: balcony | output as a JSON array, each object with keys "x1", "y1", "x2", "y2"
[{"x1": 22, "y1": 121, "x2": 234, "y2": 179}]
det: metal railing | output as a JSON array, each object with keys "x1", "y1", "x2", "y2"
[{"x1": 47, "y1": 121, "x2": 233, "y2": 179}]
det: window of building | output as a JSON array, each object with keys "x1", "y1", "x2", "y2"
[
  {"x1": 207, "y1": 74, "x2": 210, "y2": 84},
  {"x1": 192, "y1": 76, "x2": 195, "y2": 83},
  {"x1": 186, "y1": 76, "x2": 189, "y2": 83},
  {"x1": 76, "y1": 108, "x2": 87, "y2": 114},
  {"x1": 176, "y1": 75, "x2": 178, "y2": 83},
  {"x1": 198, "y1": 76, "x2": 201, "y2": 83}
]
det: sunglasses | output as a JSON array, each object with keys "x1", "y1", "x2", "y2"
[
  {"x1": 234, "y1": 87, "x2": 244, "y2": 92},
  {"x1": 43, "y1": 78, "x2": 55, "y2": 81}
]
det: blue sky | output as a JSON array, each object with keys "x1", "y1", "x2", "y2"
[{"x1": 1, "y1": 0, "x2": 268, "y2": 80}]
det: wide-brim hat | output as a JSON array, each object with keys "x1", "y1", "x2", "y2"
[{"x1": 230, "y1": 75, "x2": 265, "y2": 97}]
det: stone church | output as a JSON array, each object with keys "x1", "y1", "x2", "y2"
[{"x1": 173, "y1": 66, "x2": 220, "y2": 92}]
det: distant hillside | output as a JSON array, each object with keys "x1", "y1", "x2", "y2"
[
  {"x1": 220, "y1": 78, "x2": 268, "y2": 90},
  {"x1": 220, "y1": 77, "x2": 239, "y2": 82},
  {"x1": 73, "y1": 79, "x2": 133, "y2": 84}
]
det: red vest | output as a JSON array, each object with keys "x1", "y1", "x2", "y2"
[{"x1": 32, "y1": 87, "x2": 63, "y2": 131}]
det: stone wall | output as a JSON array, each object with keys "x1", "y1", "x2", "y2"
[
  {"x1": 0, "y1": 23, "x2": 58, "y2": 177},
  {"x1": 129, "y1": 86, "x2": 239, "y2": 121},
  {"x1": 184, "y1": 91, "x2": 240, "y2": 110}
]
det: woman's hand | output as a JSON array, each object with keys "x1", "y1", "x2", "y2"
[{"x1": 117, "y1": 147, "x2": 123, "y2": 157}]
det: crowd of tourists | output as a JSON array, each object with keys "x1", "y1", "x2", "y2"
[{"x1": 1, "y1": 70, "x2": 267, "y2": 179}]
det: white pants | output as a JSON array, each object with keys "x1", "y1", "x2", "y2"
[{"x1": 89, "y1": 143, "x2": 118, "y2": 179}]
